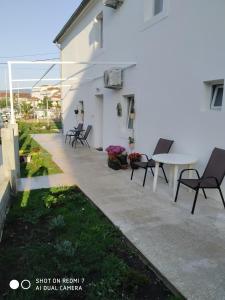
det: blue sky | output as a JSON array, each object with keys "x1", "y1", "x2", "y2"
[{"x1": 0, "y1": 0, "x2": 82, "y2": 90}]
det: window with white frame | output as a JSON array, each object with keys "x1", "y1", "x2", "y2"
[
  {"x1": 126, "y1": 95, "x2": 135, "y2": 130},
  {"x1": 144, "y1": 0, "x2": 166, "y2": 22},
  {"x1": 95, "y1": 12, "x2": 103, "y2": 48},
  {"x1": 211, "y1": 84, "x2": 224, "y2": 111}
]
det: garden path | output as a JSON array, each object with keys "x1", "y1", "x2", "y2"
[{"x1": 17, "y1": 134, "x2": 225, "y2": 300}]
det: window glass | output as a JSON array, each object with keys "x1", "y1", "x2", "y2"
[
  {"x1": 214, "y1": 87, "x2": 223, "y2": 107},
  {"x1": 127, "y1": 96, "x2": 135, "y2": 129},
  {"x1": 96, "y1": 12, "x2": 103, "y2": 48},
  {"x1": 154, "y1": 0, "x2": 164, "y2": 15},
  {"x1": 211, "y1": 85, "x2": 224, "y2": 111}
]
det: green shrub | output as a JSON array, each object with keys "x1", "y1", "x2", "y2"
[
  {"x1": 49, "y1": 215, "x2": 65, "y2": 230},
  {"x1": 54, "y1": 240, "x2": 76, "y2": 257}
]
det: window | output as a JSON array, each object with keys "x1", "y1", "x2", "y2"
[
  {"x1": 154, "y1": 0, "x2": 164, "y2": 15},
  {"x1": 143, "y1": 0, "x2": 167, "y2": 24},
  {"x1": 95, "y1": 12, "x2": 103, "y2": 48},
  {"x1": 127, "y1": 96, "x2": 135, "y2": 130},
  {"x1": 211, "y1": 84, "x2": 224, "y2": 111}
]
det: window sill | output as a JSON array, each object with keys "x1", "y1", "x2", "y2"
[{"x1": 140, "y1": 12, "x2": 168, "y2": 32}]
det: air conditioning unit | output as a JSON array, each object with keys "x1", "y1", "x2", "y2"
[
  {"x1": 103, "y1": 0, "x2": 124, "y2": 9},
  {"x1": 104, "y1": 68, "x2": 123, "y2": 89}
]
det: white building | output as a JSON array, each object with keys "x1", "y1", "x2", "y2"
[{"x1": 54, "y1": 0, "x2": 225, "y2": 196}]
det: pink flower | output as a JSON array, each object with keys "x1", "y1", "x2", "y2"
[{"x1": 105, "y1": 145, "x2": 126, "y2": 155}]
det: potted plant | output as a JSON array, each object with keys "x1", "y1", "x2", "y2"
[
  {"x1": 128, "y1": 136, "x2": 135, "y2": 149},
  {"x1": 105, "y1": 145, "x2": 126, "y2": 170},
  {"x1": 117, "y1": 152, "x2": 128, "y2": 169},
  {"x1": 107, "y1": 155, "x2": 121, "y2": 170},
  {"x1": 128, "y1": 152, "x2": 141, "y2": 169}
]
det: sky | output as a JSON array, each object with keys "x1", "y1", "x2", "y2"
[{"x1": 0, "y1": 0, "x2": 82, "y2": 91}]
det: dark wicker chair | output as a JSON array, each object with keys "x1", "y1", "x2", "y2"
[
  {"x1": 73, "y1": 125, "x2": 92, "y2": 148},
  {"x1": 131, "y1": 138, "x2": 174, "y2": 186},
  {"x1": 65, "y1": 123, "x2": 83, "y2": 144},
  {"x1": 175, "y1": 147, "x2": 225, "y2": 214}
]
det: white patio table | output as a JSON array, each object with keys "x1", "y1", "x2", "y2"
[{"x1": 152, "y1": 153, "x2": 198, "y2": 199}]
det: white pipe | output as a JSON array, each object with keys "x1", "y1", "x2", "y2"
[
  {"x1": 12, "y1": 84, "x2": 71, "y2": 90},
  {"x1": 8, "y1": 62, "x2": 15, "y2": 124},
  {"x1": 4, "y1": 70, "x2": 8, "y2": 108},
  {"x1": 8, "y1": 60, "x2": 137, "y2": 65},
  {"x1": 12, "y1": 78, "x2": 85, "y2": 82}
]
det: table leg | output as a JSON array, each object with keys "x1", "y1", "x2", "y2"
[
  {"x1": 153, "y1": 162, "x2": 159, "y2": 192},
  {"x1": 169, "y1": 165, "x2": 174, "y2": 189},
  {"x1": 173, "y1": 165, "x2": 179, "y2": 199}
]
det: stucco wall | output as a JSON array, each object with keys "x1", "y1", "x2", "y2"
[{"x1": 58, "y1": 0, "x2": 225, "y2": 199}]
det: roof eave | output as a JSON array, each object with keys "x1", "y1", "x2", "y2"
[{"x1": 53, "y1": 0, "x2": 91, "y2": 44}]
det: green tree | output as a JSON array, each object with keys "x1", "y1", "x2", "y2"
[
  {"x1": 0, "y1": 98, "x2": 8, "y2": 109},
  {"x1": 38, "y1": 96, "x2": 53, "y2": 109},
  {"x1": 21, "y1": 102, "x2": 32, "y2": 119}
]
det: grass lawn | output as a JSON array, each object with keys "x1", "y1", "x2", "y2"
[
  {"x1": 18, "y1": 120, "x2": 62, "y2": 134},
  {"x1": 19, "y1": 122, "x2": 62, "y2": 177},
  {"x1": 0, "y1": 187, "x2": 179, "y2": 300}
]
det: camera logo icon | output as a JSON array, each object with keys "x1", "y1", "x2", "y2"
[{"x1": 9, "y1": 279, "x2": 31, "y2": 290}]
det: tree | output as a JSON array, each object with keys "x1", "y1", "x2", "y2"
[
  {"x1": 0, "y1": 98, "x2": 8, "y2": 109},
  {"x1": 20, "y1": 102, "x2": 32, "y2": 119},
  {"x1": 38, "y1": 96, "x2": 53, "y2": 109}
]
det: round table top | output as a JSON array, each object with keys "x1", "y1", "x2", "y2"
[{"x1": 152, "y1": 153, "x2": 198, "y2": 165}]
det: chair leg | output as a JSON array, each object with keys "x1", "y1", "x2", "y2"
[
  {"x1": 143, "y1": 168, "x2": 148, "y2": 187},
  {"x1": 131, "y1": 169, "x2": 134, "y2": 180},
  {"x1": 218, "y1": 187, "x2": 225, "y2": 208},
  {"x1": 191, "y1": 188, "x2": 199, "y2": 214},
  {"x1": 71, "y1": 138, "x2": 75, "y2": 147},
  {"x1": 161, "y1": 166, "x2": 168, "y2": 183},
  {"x1": 86, "y1": 140, "x2": 90, "y2": 148},
  {"x1": 202, "y1": 188, "x2": 207, "y2": 199},
  {"x1": 149, "y1": 167, "x2": 154, "y2": 177},
  {"x1": 73, "y1": 139, "x2": 77, "y2": 148},
  {"x1": 79, "y1": 139, "x2": 84, "y2": 146},
  {"x1": 174, "y1": 181, "x2": 181, "y2": 202}
]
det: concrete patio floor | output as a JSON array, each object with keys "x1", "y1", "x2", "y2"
[{"x1": 18, "y1": 134, "x2": 225, "y2": 300}]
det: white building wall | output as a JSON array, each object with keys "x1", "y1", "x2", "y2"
[{"x1": 58, "y1": 0, "x2": 225, "y2": 199}]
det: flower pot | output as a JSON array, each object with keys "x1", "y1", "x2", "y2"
[
  {"x1": 108, "y1": 158, "x2": 121, "y2": 170},
  {"x1": 130, "y1": 159, "x2": 141, "y2": 169},
  {"x1": 117, "y1": 154, "x2": 128, "y2": 166}
]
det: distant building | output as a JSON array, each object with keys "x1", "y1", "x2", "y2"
[
  {"x1": 0, "y1": 91, "x2": 31, "y2": 102},
  {"x1": 32, "y1": 86, "x2": 61, "y2": 101}
]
